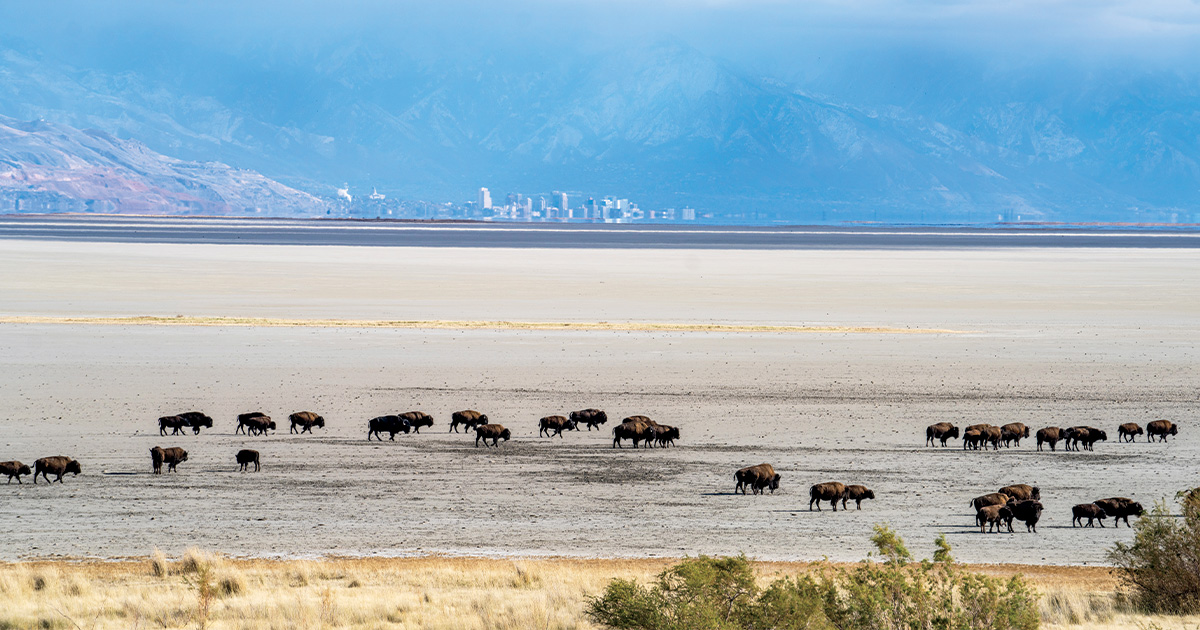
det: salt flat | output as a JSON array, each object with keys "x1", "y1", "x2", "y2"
[{"x1": 0, "y1": 239, "x2": 1196, "y2": 563}]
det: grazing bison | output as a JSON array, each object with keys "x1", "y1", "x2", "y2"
[
  {"x1": 475, "y1": 424, "x2": 511, "y2": 448},
  {"x1": 809, "y1": 482, "x2": 846, "y2": 511},
  {"x1": 1006, "y1": 500, "x2": 1044, "y2": 532},
  {"x1": 33, "y1": 456, "x2": 81, "y2": 484},
  {"x1": 159, "y1": 415, "x2": 189, "y2": 436},
  {"x1": 571, "y1": 409, "x2": 608, "y2": 431},
  {"x1": 289, "y1": 411, "x2": 325, "y2": 434},
  {"x1": 450, "y1": 410, "x2": 488, "y2": 433},
  {"x1": 397, "y1": 411, "x2": 434, "y2": 434},
  {"x1": 150, "y1": 446, "x2": 188, "y2": 474},
  {"x1": 236, "y1": 412, "x2": 269, "y2": 434},
  {"x1": 977, "y1": 504, "x2": 1013, "y2": 533},
  {"x1": 0, "y1": 461, "x2": 31, "y2": 484},
  {"x1": 926, "y1": 422, "x2": 959, "y2": 447},
  {"x1": 652, "y1": 424, "x2": 680, "y2": 448},
  {"x1": 1036, "y1": 427, "x2": 1065, "y2": 452},
  {"x1": 735, "y1": 464, "x2": 780, "y2": 495},
  {"x1": 236, "y1": 449, "x2": 260, "y2": 472},
  {"x1": 1117, "y1": 423, "x2": 1143, "y2": 442},
  {"x1": 999, "y1": 484, "x2": 1041, "y2": 501},
  {"x1": 1094, "y1": 498, "x2": 1144, "y2": 528},
  {"x1": 1001, "y1": 423, "x2": 1030, "y2": 447},
  {"x1": 1072, "y1": 503, "x2": 1107, "y2": 527},
  {"x1": 1146, "y1": 420, "x2": 1178, "y2": 442},
  {"x1": 612, "y1": 420, "x2": 655, "y2": 448},
  {"x1": 841, "y1": 485, "x2": 875, "y2": 510},
  {"x1": 367, "y1": 415, "x2": 410, "y2": 441},
  {"x1": 969, "y1": 492, "x2": 1011, "y2": 511},
  {"x1": 243, "y1": 417, "x2": 276, "y2": 436},
  {"x1": 538, "y1": 415, "x2": 578, "y2": 438},
  {"x1": 177, "y1": 412, "x2": 214, "y2": 435}
]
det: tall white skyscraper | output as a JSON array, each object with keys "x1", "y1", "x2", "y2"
[
  {"x1": 554, "y1": 191, "x2": 568, "y2": 217},
  {"x1": 478, "y1": 187, "x2": 492, "y2": 210}
]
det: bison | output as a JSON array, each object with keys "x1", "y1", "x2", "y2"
[
  {"x1": 980, "y1": 426, "x2": 1003, "y2": 451},
  {"x1": 969, "y1": 492, "x2": 1011, "y2": 511},
  {"x1": 236, "y1": 449, "x2": 260, "y2": 472},
  {"x1": 612, "y1": 420, "x2": 655, "y2": 448},
  {"x1": 998, "y1": 484, "x2": 1041, "y2": 501},
  {"x1": 1072, "y1": 503, "x2": 1107, "y2": 527},
  {"x1": 926, "y1": 422, "x2": 959, "y2": 447},
  {"x1": 450, "y1": 410, "x2": 488, "y2": 433},
  {"x1": 964, "y1": 423, "x2": 995, "y2": 434},
  {"x1": 367, "y1": 415, "x2": 410, "y2": 441},
  {"x1": 236, "y1": 412, "x2": 269, "y2": 434},
  {"x1": 962, "y1": 429, "x2": 984, "y2": 450},
  {"x1": 1146, "y1": 420, "x2": 1178, "y2": 442},
  {"x1": 289, "y1": 411, "x2": 325, "y2": 434},
  {"x1": 976, "y1": 504, "x2": 1013, "y2": 533},
  {"x1": 735, "y1": 464, "x2": 780, "y2": 495},
  {"x1": 150, "y1": 446, "x2": 188, "y2": 474},
  {"x1": 538, "y1": 415, "x2": 578, "y2": 438},
  {"x1": 33, "y1": 456, "x2": 81, "y2": 484},
  {"x1": 177, "y1": 411, "x2": 214, "y2": 435},
  {"x1": 622, "y1": 415, "x2": 658, "y2": 427},
  {"x1": 841, "y1": 485, "x2": 875, "y2": 510},
  {"x1": 475, "y1": 424, "x2": 511, "y2": 448},
  {"x1": 809, "y1": 482, "x2": 846, "y2": 511},
  {"x1": 1036, "y1": 427, "x2": 1064, "y2": 452},
  {"x1": 571, "y1": 409, "x2": 608, "y2": 431},
  {"x1": 243, "y1": 416, "x2": 276, "y2": 436},
  {"x1": 159, "y1": 415, "x2": 189, "y2": 436},
  {"x1": 1006, "y1": 500, "x2": 1043, "y2": 533},
  {"x1": 652, "y1": 424, "x2": 680, "y2": 448},
  {"x1": 1117, "y1": 423, "x2": 1143, "y2": 443},
  {"x1": 1076, "y1": 427, "x2": 1107, "y2": 451},
  {"x1": 0, "y1": 461, "x2": 31, "y2": 484},
  {"x1": 1094, "y1": 498, "x2": 1144, "y2": 528},
  {"x1": 397, "y1": 411, "x2": 434, "y2": 434},
  {"x1": 1001, "y1": 423, "x2": 1030, "y2": 447}
]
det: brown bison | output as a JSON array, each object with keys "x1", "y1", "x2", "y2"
[
  {"x1": 150, "y1": 446, "x2": 188, "y2": 474},
  {"x1": 177, "y1": 411, "x2": 214, "y2": 435},
  {"x1": 450, "y1": 410, "x2": 488, "y2": 433},
  {"x1": 475, "y1": 424, "x2": 511, "y2": 448},
  {"x1": 1036, "y1": 427, "x2": 1065, "y2": 451},
  {"x1": 0, "y1": 461, "x2": 31, "y2": 484},
  {"x1": 979, "y1": 426, "x2": 1002, "y2": 451},
  {"x1": 651, "y1": 425, "x2": 680, "y2": 448},
  {"x1": 1117, "y1": 423, "x2": 1143, "y2": 442},
  {"x1": 243, "y1": 416, "x2": 276, "y2": 436},
  {"x1": 236, "y1": 449, "x2": 260, "y2": 472},
  {"x1": 1094, "y1": 498, "x2": 1144, "y2": 528},
  {"x1": 612, "y1": 420, "x2": 655, "y2": 448},
  {"x1": 159, "y1": 415, "x2": 189, "y2": 436},
  {"x1": 926, "y1": 422, "x2": 959, "y2": 447},
  {"x1": 961, "y1": 429, "x2": 984, "y2": 450},
  {"x1": 969, "y1": 492, "x2": 1011, "y2": 511},
  {"x1": 1006, "y1": 500, "x2": 1044, "y2": 533},
  {"x1": 998, "y1": 484, "x2": 1041, "y2": 501},
  {"x1": 571, "y1": 409, "x2": 608, "y2": 431},
  {"x1": 367, "y1": 415, "x2": 410, "y2": 441},
  {"x1": 1071, "y1": 427, "x2": 1107, "y2": 451},
  {"x1": 964, "y1": 423, "x2": 994, "y2": 434},
  {"x1": 398, "y1": 411, "x2": 434, "y2": 433},
  {"x1": 1072, "y1": 503, "x2": 1107, "y2": 527},
  {"x1": 289, "y1": 411, "x2": 325, "y2": 434},
  {"x1": 33, "y1": 456, "x2": 81, "y2": 484},
  {"x1": 735, "y1": 464, "x2": 780, "y2": 495},
  {"x1": 1001, "y1": 423, "x2": 1030, "y2": 447},
  {"x1": 236, "y1": 412, "x2": 269, "y2": 434},
  {"x1": 809, "y1": 482, "x2": 846, "y2": 511},
  {"x1": 538, "y1": 415, "x2": 578, "y2": 438},
  {"x1": 1147, "y1": 420, "x2": 1178, "y2": 442},
  {"x1": 976, "y1": 504, "x2": 1013, "y2": 533},
  {"x1": 841, "y1": 485, "x2": 875, "y2": 510},
  {"x1": 622, "y1": 415, "x2": 658, "y2": 426}
]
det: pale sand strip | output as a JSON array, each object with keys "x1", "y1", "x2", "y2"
[{"x1": 0, "y1": 315, "x2": 968, "y2": 334}]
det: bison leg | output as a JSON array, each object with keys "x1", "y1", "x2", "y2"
[{"x1": 857, "y1": 499, "x2": 863, "y2": 510}]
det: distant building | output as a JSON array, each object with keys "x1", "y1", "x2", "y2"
[
  {"x1": 478, "y1": 187, "x2": 492, "y2": 210},
  {"x1": 682, "y1": 207, "x2": 696, "y2": 221},
  {"x1": 554, "y1": 191, "x2": 568, "y2": 217}
]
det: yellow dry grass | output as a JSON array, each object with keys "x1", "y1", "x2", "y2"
[
  {"x1": 0, "y1": 315, "x2": 969, "y2": 334},
  {"x1": 0, "y1": 554, "x2": 1196, "y2": 630}
]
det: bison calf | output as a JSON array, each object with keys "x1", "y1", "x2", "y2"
[
  {"x1": 0, "y1": 461, "x2": 32, "y2": 484},
  {"x1": 735, "y1": 464, "x2": 780, "y2": 495},
  {"x1": 33, "y1": 456, "x2": 81, "y2": 484},
  {"x1": 1072, "y1": 503, "x2": 1107, "y2": 527},
  {"x1": 236, "y1": 449, "x2": 260, "y2": 472},
  {"x1": 809, "y1": 482, "x2": 846, "y2": 511},
  {"x1": 977, "y1": 504, "x2": 1013, "y2": 533},
  {"x1": 841, "y1": 485, "x2": 875, "y2": 510}
]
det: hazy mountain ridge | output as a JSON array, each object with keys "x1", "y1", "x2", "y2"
[{"x1": 0, "y1": 41, "x2": 1197, "y2": 222}]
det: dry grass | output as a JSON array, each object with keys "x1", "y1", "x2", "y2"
[
  {"x1": 0, "y1": 554, "x2": 1195, "y2": 629},
  {"x1": 0, "y1": 315, "x2": 968, "y2": 334}
]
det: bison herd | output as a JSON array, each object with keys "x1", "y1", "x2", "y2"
[{"x1": 925, "y1": 421, "x2": 1178, "y2": 452}]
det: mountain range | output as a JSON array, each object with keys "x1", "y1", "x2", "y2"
[{"x1": 0, "y1": 39, "x2": 1197, "y2": 223}]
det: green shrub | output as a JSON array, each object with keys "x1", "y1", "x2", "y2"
[
  {"x1": 1109, "y1": 496, "x2": 1200, "y2": 615},
  {"x1": 586, "y1": 526, "x2": 1039, "y2": 630}
]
